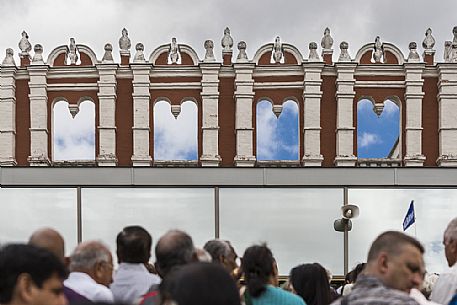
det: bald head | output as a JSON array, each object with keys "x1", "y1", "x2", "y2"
[
  {"x1": 28, "y1": 227, "x2": 65, "y2": 263},
  {"x1": 155, "y1": 230, "x2": 195, "y2": 278}
]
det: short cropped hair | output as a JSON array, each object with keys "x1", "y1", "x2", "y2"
[
  {"x1": 69, "y1": 241, "x2": 110, "y2": 271},
  {"x1": 444, "y1": 217, "x2": 457, "y2": 242},
  {"x1": 117, "y1": 226, "x2": 152, "y2": 263},
  {"x1": 155, "y1": 230, "x2": 194, "y2": 277},
  {"x1": 367, "y1": 231, "x2": 424, "y2": 262},
  {"x1": 203, "y1": 239, "x2": 231, "y2": 263},
  {"x1": 0, "y1": 244, "x2": 67, "y2": 303}
]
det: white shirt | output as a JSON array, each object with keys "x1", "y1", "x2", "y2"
[
  {"x1": 430, "y1": 264, "x2": 457, "y2": 305},
  {"x1": 110, "y1": 263, "x2": 161, "y2": 304},
  {"x1": 64, "y1": 272, "x2": 114, "y2": 303}
]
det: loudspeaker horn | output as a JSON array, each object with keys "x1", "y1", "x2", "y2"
[{"x1": 341, "y1": 204, "x2": 359, "y2": 219}]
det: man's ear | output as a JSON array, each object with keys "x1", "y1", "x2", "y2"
[
  {"x1": 377, "y1": 252, "x2": 389, "y2": 274},
  {"x1": 94, "y1": 262, "x2": 105, "y2": 282},
  {"x1": 16, "y1": 273, "x2": 35, "y2": 303}
]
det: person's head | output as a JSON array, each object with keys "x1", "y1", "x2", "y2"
[
  {"x1": 155, "y1": 230, "x2": 195, "y2": 278},
  {"x1": 116, "y1": 225, "x2": 152, "y2": 264},
  {"x1": 0, "y1": 244, "x2": 67, "y2": 305},
  {"x1": 290, "y1": 263, "x2": 331, "y2": 305},
  {"x1": 365, "y1": 231, "x2": 425, "y2": 293},
  {"x1": 69, "y1": 241, "x2": 113, "y2": 287},
  {"x1": 28, "y1": 228, "x2": 65, "y2": 264},
  {"x1": 241, "y1": 244, "x2": 277, "y2": 298},
  {"x1": 345, "y1": 263, "x2": 366, "y2": 284},
  {"x1": 443, "y1": 217, "x2": 457, "y2": 267},
  {"x1": 203, "y1": 239, "x2": 238, "y2": 274},
  {"x1": 160, "y1": 262, "x2": 241, "y2": 305}
]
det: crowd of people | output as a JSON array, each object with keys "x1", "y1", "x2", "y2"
[{"x1": 2, "y1": 217, "x2": 457, "y2": 305}]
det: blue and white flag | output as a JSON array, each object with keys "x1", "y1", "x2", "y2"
[{"x1": 402, "y1": 200, "x2": 415, "y2": 231}]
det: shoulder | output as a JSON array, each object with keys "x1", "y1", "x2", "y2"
[
  {"x1": 93, "y1": 284, "x2": 114, "y2": 302},
  {"x1": 268, "y1": 286, "x2": 305, "y2": 305}
]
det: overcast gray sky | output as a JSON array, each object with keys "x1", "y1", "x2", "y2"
[{"x1": 1, "y1": 0, "x2": 457, "y2": 62}]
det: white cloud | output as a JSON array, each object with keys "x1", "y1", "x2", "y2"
[
  {"x1": 358, "y1": 132, "x2": 382, "y2": 148},
  {"x1": 256, "y1": 101, "x2": 278, "y2": 160},
  {"x1": 53, "y1": 101, "x2": 95, "y2": 160},
  {"x1": 382, "y1": 100, "x2": 400, "y2": 117},
  {"x1": 154, "y1": 101, "x2": 197, "y2": 160}
]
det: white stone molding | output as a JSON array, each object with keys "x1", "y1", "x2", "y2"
[
  {"x1": 27, "y1": 65, "x2": 51, "y2": 166},
  {"x1": 234, "y1": 63, "x2": 256, "y2": 166},
  {"x1": 47, "y1": 45, "x2": 69, "y2": 67},
  {"x1": 200, "y1": 62, "x2": 221, "y2": 166},
  {"x1": 96, "y1": 64, "x2": 118, "y2": 166},
  {"x1": 0, "y1": 66, "x2": 17, "y2": 165},
  {"x1": 149, "y1": 44, "x2": 200, "y2": 65},
  {"x1": 437, "y1": 64, "x2": 457, "y2": 166},
  {"x1": 76, "y1": 44, "x2": 99, "y2": 65},
  {"x1": 355, "y1": 43, "x2": 405, "y2": 65},
  {"x1": 335, "y1": 63, "x2": 357, "y2": 166},
  {"x1": 131, "y1": 64, "x2": 152, "y2": 166},
  {"x1": 252, "y1": 43, "x2": 303, "y2": 65},
  {"x1": 302, "y1": 62, "x2": 324, "y2": 166},
  {"x1": 404, "y1": 63, "x2": 426, "y2": 166}
]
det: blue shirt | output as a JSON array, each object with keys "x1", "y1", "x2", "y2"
[{"x1": 252, "y1": 285, "x2": 306, "y2": 305}]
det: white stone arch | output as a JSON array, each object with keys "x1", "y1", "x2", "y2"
[
  {"x1": 179, "y1": 97, "x2": 199, "y2": 106},
  {"x1": 76, "y1": 44, "x2": 99, "y2": 65},
  {"x1": 149, "y1": 43, "x2": 200, "y2": 65},
  {"x1": 252, "y1": 43, "x2": 303, "y2": 65},
  {"x1": 256, "y1": 97, "x2": 274, "y2": 106},
  {"x1": 355, "y1": 42, "x2": 405, "y2": 64},
  {"x1": 152, "y1": 97, "x2": 172, "y2": 107},
  {"x1": 281, "y1": 96, "x2": 300, "y2": 107},
  {"x1": 47, "y1": 45, "x2": 69, "y2": 66}
]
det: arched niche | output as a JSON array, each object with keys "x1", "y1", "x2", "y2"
[
  {"x1": 253, "y1": 43, "x2": 303, "y2": 65},
  {"x1": 356, "y1": 97, "x2": 401, "y2": 159},
  {"x1": 256, "y1": 99, "x2": 299, "y2": 161},
  {"x1": 149, "y1": 43, "x2": 200, "y2": 66},
  {"x1": 76, "y1": 44, "x2": 99, "y2": 66},
  {"x1": 47, "y1": 45, "x2": 69, "y2": 67},
  {"x1": 355, "y1": 42, "x2": 405, "y2": 65},
  {"x1": 51, "y1": 98, "x2": 96, "y2": 161}
]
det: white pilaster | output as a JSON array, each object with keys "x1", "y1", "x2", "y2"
[
  {"x1": 96, "y1": 64, "x2": 118, "y2": 166},
  {"x1": 404, "y1": 63, "x2": 426, "y2": 166},
  {"x1": 437, "y1": 64, "x2": 457, "y2": 166},
  {"x1": 200, "y1": 62, "x2": 221, "y2": 166},
  {"x1": 27, "y1": 65, "x2": 50, "y2": 166},
  {"x1": 335, "y1": 63, "x2": 357, "y2": 166},
  {"x1": 0, "y1": 66, "x2": 17, "y2": 165},
  {"x1": 131, "y1": 64, "x2": 152, "y2": 166},
  {"x1": 302, "y1": 62, "x2": 324, "y2": 166},
  {"x1": 234, "y1": 63, "x2": 256, "y2": 167}
]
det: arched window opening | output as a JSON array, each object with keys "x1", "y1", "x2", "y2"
[
  {"x1": 153, "y1": 100, "x2": 197, "y2": 160},
  {"x1": 53, "y1": 100, "x2": 95, "y2": 161},
  {"x1": 357, "y1": 99, "x2": 400, "y2": 159},
  {"x1": 256, "y1": 100, "x2": 299, "y2": 161}
]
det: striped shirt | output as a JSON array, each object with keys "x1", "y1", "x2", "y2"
[{"x1": 331, "y1": 275, "x2": 420, "y2": 305}]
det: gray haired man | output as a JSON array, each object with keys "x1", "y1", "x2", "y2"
[{"x1": 64, "y1": 241, "x2": 114, "y2": 303}]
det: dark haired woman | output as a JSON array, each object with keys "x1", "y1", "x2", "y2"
[
  {"x1": 241, "y1": 244, "x2": 305, "y2": 305},
  {"x1": 290, "y1": 263, "x2": 332, "y2": 305}
]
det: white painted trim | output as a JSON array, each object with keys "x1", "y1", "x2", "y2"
[
  {"x1": 47, "y1": 45, "x2": 69, "y2": 67},
  {"x1": 252, "y1": 43, "x2": 273, "y2": 64},
  {"x1": 76, "y1": 44, "x2": 99, "y2": 65},
  {"x1": 355, "y1": 43, "x2": 405, "y2": 65}
]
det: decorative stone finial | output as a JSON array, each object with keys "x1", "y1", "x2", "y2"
[
  {"x1": 169, "y1": 37, "x2": 179, "y2": 64},
  {"x1": 68, "y1": 104, "x2": 79, "y2": 119},
  {"x1": 68, "y1": 38, "x2": 78, "y2": 65},
  {"x1": 321, "y1": 27, "x2": 333, "y2": 50},
  {"x1": 422, "y1": 28, "x2": 435, "y2": 50},
  {"x1": 18, "y1": 30, "x2": 32, "y2": 57},
  {"x1": 445, "y1": 41, "x2": 452, "y2": 62},
  {"x1": 236, "y1": 41, "x2": 248, "y2": 63},
  {"x1": 31, "y1": 44, "x2": 44, "y2": 65},
  {"x1": 273, "y1": 36, "x2": 283, "y2": 63},
  {"x1": 2, "y1": 48, "x2": 16, "y2": 66},
  {"x1": 204, "y1": 40, "x2": 215, "y2": 62},
  {"x1": 372, "y1": 36, "x2": 384, "y2": 63},
  {"x1": 308, "y1": 42, "x2": 320, "y2": 61},
  {"x1": 452, "y1": 44, "x2": 457, "y2": 63},
  {"x1": 102, "y1": 43, "x2": 114, "y2": 63},
  {"x1": 119, "y1": 28, "x2": 131, "y2": 55},
  {"x1": 407, "y1": 42, "x2": 420, "y2": 62},
  {"x1": 221, "y1": 27, "x2": 234, "y2": 53},
  {"x1": 338, "y1": 41, "x2": 351, "y2": 62},
  {"x1": 133, "y1": 43, "x2": 146, "y2": 63},
  {"x1": 453, "y1": 26, "x2": 457, "y2": 45}
]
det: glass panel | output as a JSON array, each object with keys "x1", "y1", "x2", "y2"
[
  {"x1": 0, "y1": 188, "x2": 78, "y2": 256},
  {"x1": 82, "y1": 188, "x2": 214, "y2": 263},
  {"x1": 348, "y1": 188, "x2": 457, "y2": 273},
  {"x1": 219, "y1": 188, "x2": 344, "y2": 275}
]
